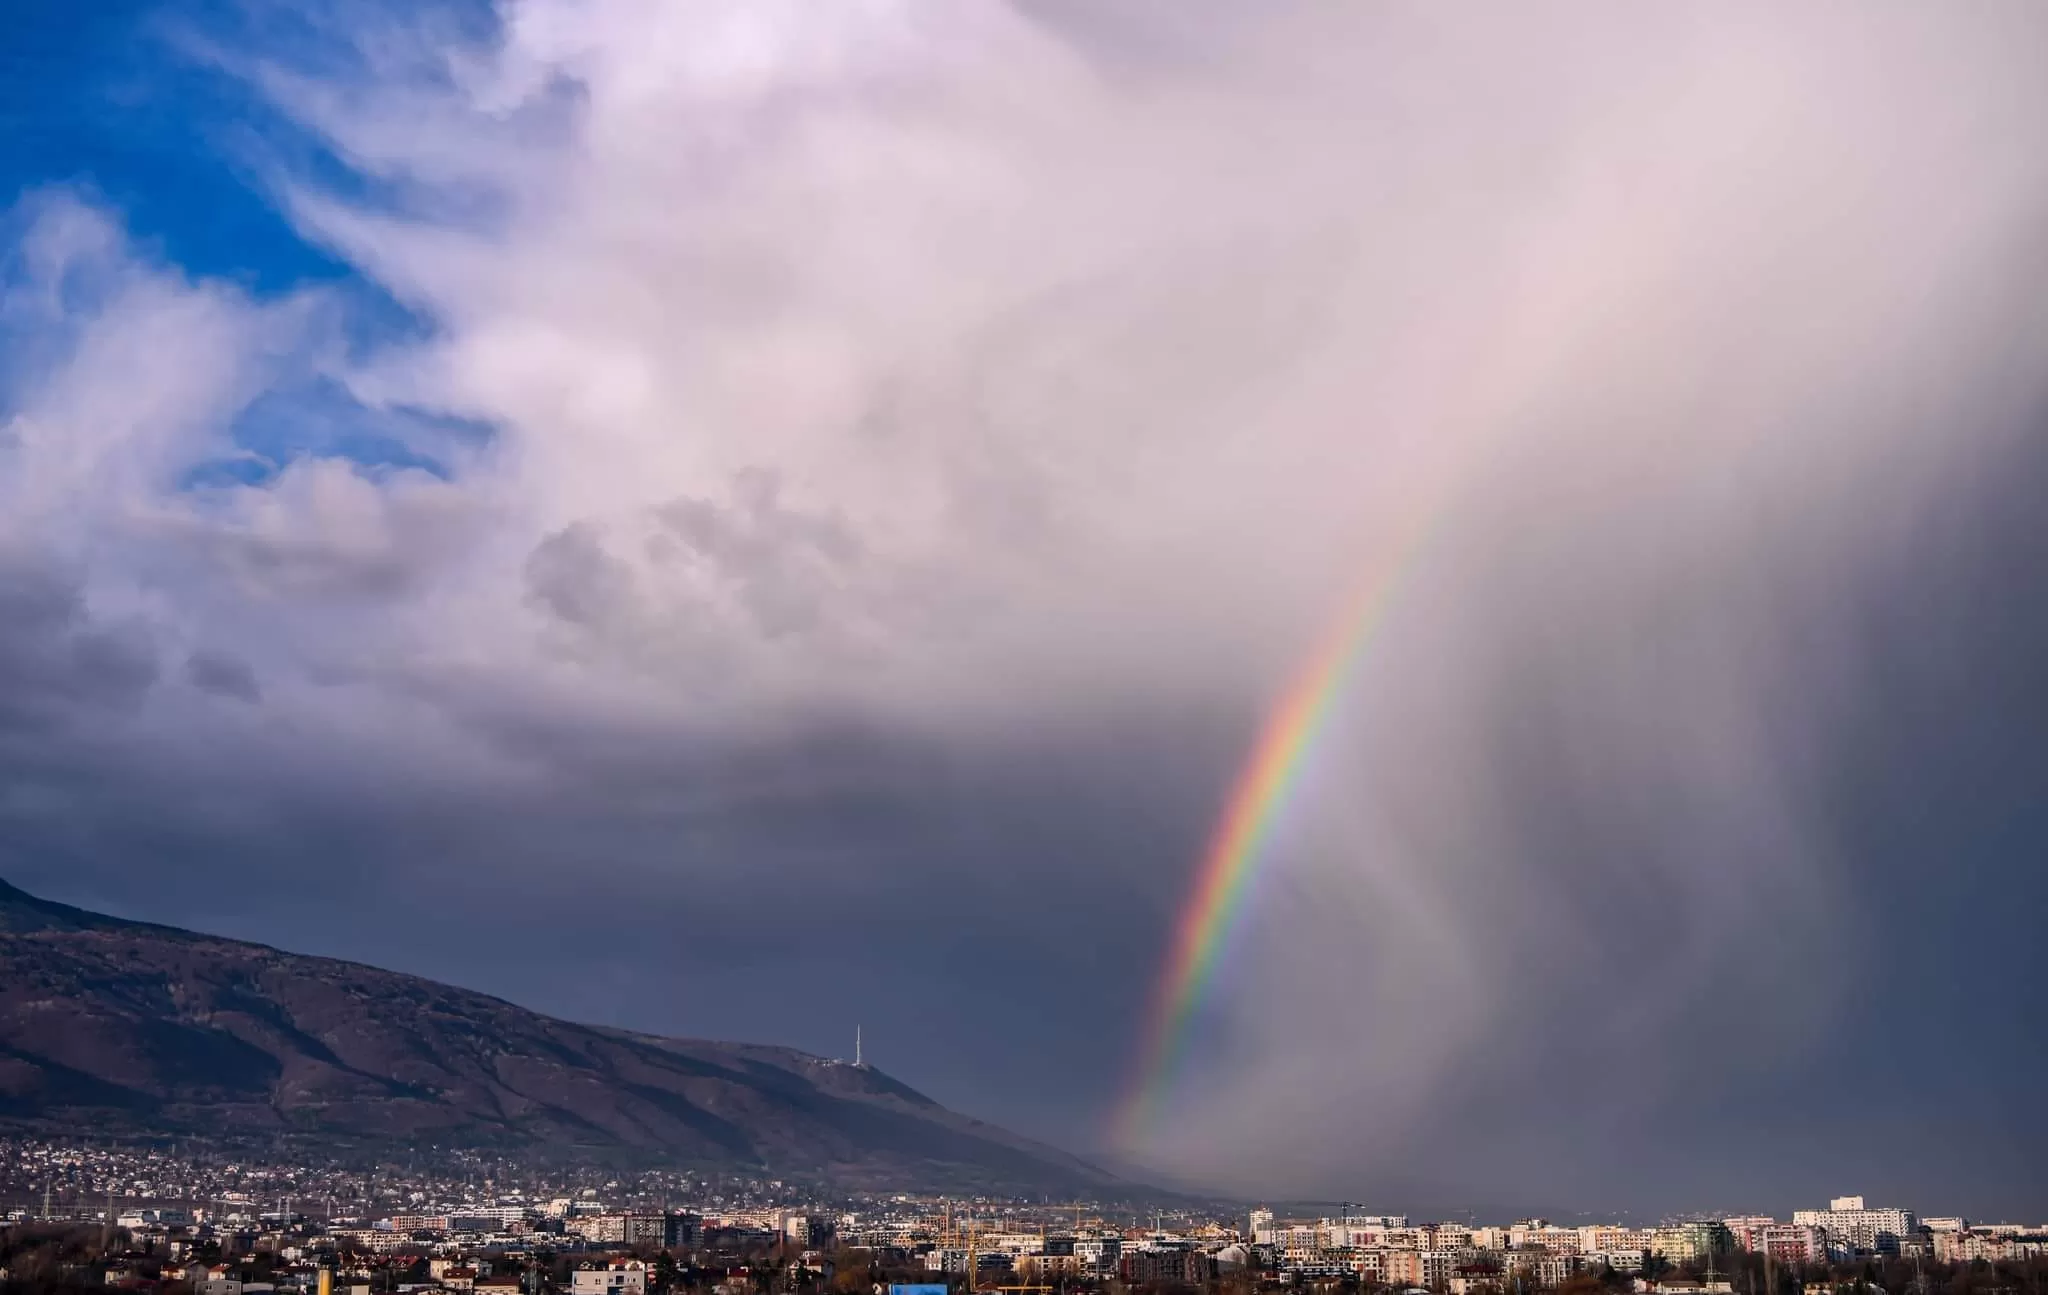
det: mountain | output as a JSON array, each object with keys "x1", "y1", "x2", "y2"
[{"x1": 0, "y1": 877, "x2": 1117, "y2": 1194}]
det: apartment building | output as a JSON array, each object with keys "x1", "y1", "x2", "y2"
[
  {"x1": 569, "y1": 1262, "x2": 647, "y2": 1295},
  {"x1": 1791, "y1": 1197, "x2": 1917, "y2": 1255}
]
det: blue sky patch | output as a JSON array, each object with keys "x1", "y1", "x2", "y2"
[{"x1": 178, "y1": 375, "x2": 497, "y2": 488}]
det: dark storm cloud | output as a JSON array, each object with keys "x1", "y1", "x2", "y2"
[
  {"x1": 526, "y1": 475, "x2": 864, "y2": 643},
  {"x1": 0, "y1": 553, "x2": 157, "y2": 732},
  {"x1": 184, "y1": 650, "x2": 262, "y2": 703},
  {"x1": 654, "y1": 471, "x2": 862, "y2": 638},
  {"x1": 0, "y1": 690, "x2": 1208, "y2": 1148},
  {"x1": 525, "y1": 521, "x2": 636, "y2": 628}
]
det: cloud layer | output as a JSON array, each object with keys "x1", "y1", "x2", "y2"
[{"x1": 3, "y1": 1, "x2": 2047, "y2": 1213}]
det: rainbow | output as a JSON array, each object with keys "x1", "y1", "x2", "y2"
[{"x1": 1117, "y1": 550, "x2": 1422, "y2": 1142}]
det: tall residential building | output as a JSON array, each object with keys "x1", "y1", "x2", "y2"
[
  {"x1": 1506, "y1": 1250, "x2": 1579, "y2": 1288},
  {"x1": 1384, "y1": 1250, "x2": 1461, "y2": 1288},
  {"x1": 1791, "y1": 1197, "x2": 1917, "y2": 1255},
  {"x1": 1072, "y1": 1236, "x2": 1122, "y2": 1275},
  {"x1": 1121, "y1": 1247, "x2": 1211, "y2": 1286},
  {"x1": 666, "y1": 1213, "x2": 703, "y2": 1249},
  {"x1": 1755, "y1": 1226, "x2": 1826, "y2": 1265},
  {"x1": 569, "y1": 1215, "x2": 627, "y2": 1244},
  {"x1": 1421, "y1": 1251, "x2": 1460, "y2": 1288},
  {"x1": 1581, "y1": 1227, "x2": 1656, "y2": 1254},
  {"x1": 1652, "y1": 1222, "x2": 1734, "y2": 1263},
  {"x1": 1383, "y1": 1251, "x2": 1424, "y2": 1286},
  {"x1": 780, "y1": 1213, "x2": 827, "y2": 1247},
  {"x1": 619, "y1": 1213, "x2": 669, "y2": 1248}
]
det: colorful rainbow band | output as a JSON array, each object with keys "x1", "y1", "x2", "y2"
[{"x1": 1116, "y1": 552, "x2": 1421, "y2": 1142}]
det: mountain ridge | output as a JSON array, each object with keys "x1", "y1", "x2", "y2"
[{"x1": 0, "y1": 876, "x2": 1118, "y2": 1194}]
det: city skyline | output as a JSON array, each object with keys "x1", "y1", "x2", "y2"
[
  {"x1": 5, "y1": 1136, "x2": 2040, "y2": 1234},
  {"x1": 2, "y1": 0, "x2": 2045, "y2": 1216},
  {"x1": 5, "y1": 1136, "x2": 2045, "y2": 1276}
]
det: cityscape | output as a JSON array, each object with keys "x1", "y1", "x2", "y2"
[
  {"x1": 2, "y1": 1141, "x2": 2045, "y2": 1295},
  {"x1": 3, "y1": 5, "x2": 2046, "y2": 1295}
]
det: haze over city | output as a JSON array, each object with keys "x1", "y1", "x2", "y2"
[{"x1": 2, "y1": 0, "x2": 2044, "y2": 1224}]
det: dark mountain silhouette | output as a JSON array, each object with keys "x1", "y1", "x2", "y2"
[{"x1": 0, "y1": 877, "x2": 1116, "y2": 1193}]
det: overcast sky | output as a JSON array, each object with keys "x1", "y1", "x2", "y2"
[{"x1": 3, "y1": 0, "x2": 2046, "y2": 1219}]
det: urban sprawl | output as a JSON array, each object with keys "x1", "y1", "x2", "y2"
[{"x1": 1, "y1": 1142, "x2": 2042, "y2": 1295}]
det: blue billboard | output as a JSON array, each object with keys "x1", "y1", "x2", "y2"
[{"x1": 891, "y1": 1286, "x2": 951, "y2": 1295}]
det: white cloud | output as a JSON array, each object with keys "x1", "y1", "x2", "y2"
[{"x1": 6, "y1": 0, "x2": 2048, "y2": 1191}]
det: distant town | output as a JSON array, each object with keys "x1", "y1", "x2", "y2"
[{"x1": 0, "y1": 1140, "x2": 2041, "y2": 1295}]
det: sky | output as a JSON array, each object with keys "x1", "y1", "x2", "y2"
[{"x1": 2, "y1": 0, "x2": 2046, "y2": 1220}]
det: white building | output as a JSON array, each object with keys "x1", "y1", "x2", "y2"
[
  {"x1": 781, "y1": 1214, "x2": 827, "y2": 1247},
  {"x1": 1934, "y1": 1230, "x2": 2048, "y2": 1264},
  {"x1": 1581, "y1": 1228, "x2": 1656, "y2": 1254},
  {"x1": 1510, "y1": 1225, "x2": 1583, "y2": 1255},
  {"x1": 570, "y1": 1262, "x2": 647, "y2": 1295},
  {"x1": 1791, "y1": 1197, "x2": 1917, "y2": 1255},
  {"x1": 569, "y1": 1216, "x2": 627, "y2": 1244},
  {"x1": 1587, "y1": 1250, "x2": 1648, "y2": 1273}
]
